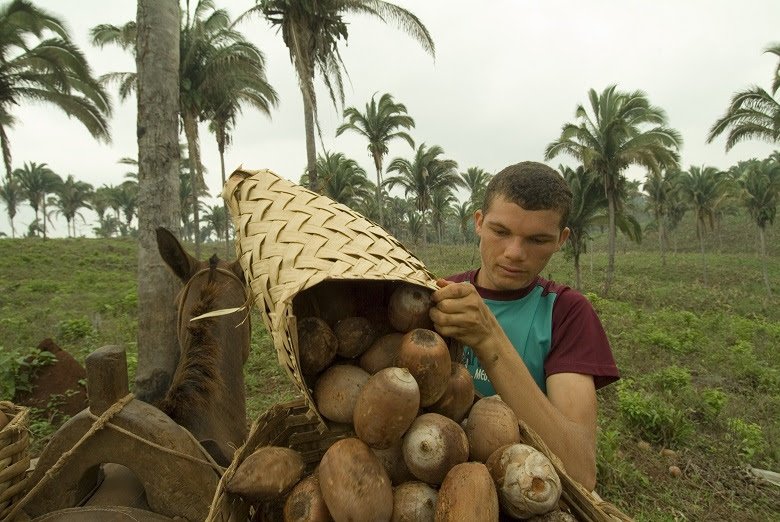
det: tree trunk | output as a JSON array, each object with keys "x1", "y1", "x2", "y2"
[
  {"x1": 182, "y1": 111, "x2": 202, "y2": 259},
  {"x1": 373, "y1": 151, "x2": 384, "y2": 227},
  {"x1": 698, "y1": 220, "x2": 708, "y2": 285},
  {"x1": 589, "y1": 238, "x2": 593, "y2": 278},
  {"x1": 659, "y1": 213, "x2": 666, "y2": 267},
  {"x1": 302, "y1": 90, "x2": 318, "y2": 192},
  {"x1": 759, "y1": 226, "x2": 772, "y2": 299},
  {"x1": 217, "y1": 128, "x2": 230, "y2": 260},
  {"x1": 603, "y1": 185, "x2": 617, "y2": 297},
  {"x1": 573, "y1": 249, "x2": 581, "y2": 291},
  {"x1": 134, "y1": 0, "x2": 181, "y2": 403},
  {"x1": 42, "y1": 199, "x2": 48, "y2": 239}
]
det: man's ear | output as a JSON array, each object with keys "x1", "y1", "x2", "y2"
[
  {"x1": 556, "y1": 227, "x2": 571, "y2": 251},
  {"x1": 474, "y1": 209, "x2": 484, "y2": 235}
]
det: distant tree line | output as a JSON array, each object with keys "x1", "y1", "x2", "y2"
[{"x1": 0, "y1": 0, "x2": 777, "y2": 303}]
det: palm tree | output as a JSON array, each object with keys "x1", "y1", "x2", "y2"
[
  {"x1": 107, "y1": 180, "x2": 138, "y2": 235},
  {"x1": 643, "y1": 168, "x2": 681, "y2": 267},
  {"x1": 545, "y1": 85, "x2": 682, "y2": 296},
  {"x1": 708, "y1": 44, "x2": 780, "y2": 150},
  {"x1": 406, "y1": 210, "x2": 423, "y2": 245},
  {"x1": 385, "y1": 143, "x2": 459, "y2": 248},
  {"x1": 459, "y1": 166, "x2": 493, "y2": 211},
  {"x1": 561, "y1": 165, "x2": 640, "y2": 290},
  {"x1": 51, "y1": 175, "x2": 94, "y2": 237},
  {"x1": 335, "y1": 92, "x2": 416, "y2": 226},
  {"x1": 300, "y1": 151, "x2": 374, "y2": 209},
  {"x1": 93, "y1": 214, "x2": 119, "y2": 238},
  {"x1": 13, "y1": 162, "x2": 61, "y2": 238},
  {"x1": 92, "y1": 0, "x2": 269, "y2": 258},
  {"x1": 430, "y1": 185, "x2": 456, "y2": 245},
  {"x1": 243, "y1": 0, "x2": 434, "y2": 192},
  {"x1": 0, "y1": 0, "x2": 111, "y2": 177},
  {"x1": 0, "y1": 176, "x2": 21, "y2": 237},
  {"x1": 208, "y1": 69, "x2": 279, "y2": 256},
  {"x1": 202, "y1": 203, "x2": 228, "y2": 241},
  {"x1": 136, "y1": 0, "x2": 182, "y2": 402},
  {"x1": 677, "y1": 165, "x2": 729, "y2": 284},
  {"x1": 381, "y1": 195, "x2": 412, "y2": 240},
  {"x1": 90, "y1": 186, "x2": 114, "y2": 236},
  {"x1": 453, "y1": 201, "x2": 472, "y2": 245},
  {"x1": 738, "y1": 157, "x2": 780, "y2": 297}
]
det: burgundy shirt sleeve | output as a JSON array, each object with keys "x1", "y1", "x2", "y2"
[{"x1": 545, "y1": 286, "x2": 619, "y2": 390}]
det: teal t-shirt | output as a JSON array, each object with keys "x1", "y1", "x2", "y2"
[
  {"x1": 455, "y1": 274, "x2": 557, "y2": 396},
  {"x1": 449, "y1": 269, "x2": 620, "y2": 396}
]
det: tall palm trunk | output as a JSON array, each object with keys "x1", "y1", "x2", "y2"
[
  {"x1": 182, "y1": 110, "x2": 202, "y2": 258},
  {"x1": 570, "y1": 230, "x2": 581, "y2": 290},
  {"x1": 759, "y1": 226, "x2": 772, "y2": 298},
  {"x1": 657, "y1": 211, "x2": 667, "y2": 267},
  {"x1": 216, "y1": 125, "x2": 230, "y2": 260},
  {"x1": 135, "y1": 0, "x2": 181, "y2": 403},
  {"x1": 603, "y1": 185, "x2": 617, "y2": 297},
  {"x1": 42, "y1": 198, "x2": 49, "y2": 239},
  {"x1": 698, "y1": 220, "x2": 708, "y2": 284},
  {"x1": 373, "y1": 150, "x2": 384, "y2": 227},
  {"x1": 302, "y1": 90, "x2": 318, "y2": 193}
]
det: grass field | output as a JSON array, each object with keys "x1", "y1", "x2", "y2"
[{"x1": 0, "y1": 214, "x2": 778, "y2": 521}]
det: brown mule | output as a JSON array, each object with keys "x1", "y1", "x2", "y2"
[{"x1": 155, "y1": 226, "x2": 251, "y2": 465}]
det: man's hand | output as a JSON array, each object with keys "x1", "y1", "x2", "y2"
[{"x1": 429, "y1": 278, "x2": 502, "y2": 352}]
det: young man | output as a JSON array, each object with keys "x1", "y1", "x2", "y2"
[{"x1": 429, "y1": 161, "x2": 619, "y2": 491}]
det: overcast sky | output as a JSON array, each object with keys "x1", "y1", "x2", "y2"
[{"x1": 3, "y1": 0, "x2": 780, "y2": 238}]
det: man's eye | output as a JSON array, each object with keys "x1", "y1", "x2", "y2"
[{"x1": 493, "y1": 229, "x2": 509, "y2": 236}]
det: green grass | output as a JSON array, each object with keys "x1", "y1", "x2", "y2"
[{"x1": 1, "y1": 212, "x2": 779, "y2": 520}]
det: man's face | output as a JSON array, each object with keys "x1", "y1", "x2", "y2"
[{"x1": 475, "y1": 196, "x2": 569, "y2": 291}]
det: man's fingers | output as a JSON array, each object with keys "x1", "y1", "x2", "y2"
[{"x1": 431, "y1": 280, "x2": 472, "y2": 302}]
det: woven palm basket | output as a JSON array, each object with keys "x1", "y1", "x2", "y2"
[
  {"x1": 0, "y1": 401, "x2": 30, "y2": 521},
  {"x1": 215, "y1": 167, "x2": 632, "y2": 522},
  {"x1": 222, "y1": 168, "x2": 440, "y2": 426}
]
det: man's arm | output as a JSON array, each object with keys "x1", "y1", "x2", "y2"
[{"x1": 430, "y1": 279, "x2": 597, "y2": 490}]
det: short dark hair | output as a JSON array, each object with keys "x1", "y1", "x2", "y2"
[{"x1": 482, "y1": 162, "x2": 572, "y2": 229}]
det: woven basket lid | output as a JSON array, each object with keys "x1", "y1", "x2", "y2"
[{"x1": 222, "y1": 168, "x2": 439, "y2": 424}]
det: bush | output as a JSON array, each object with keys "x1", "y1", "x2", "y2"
[
  {"x1": 643, "y1": 367, "x2": 692, "y2": 394},
  {"x1": 694, "y1": 388, "x2": 728, "y2": 424},
  {"x1": 56, "y1": 318, "x2": 96, "y2": 344},
  {"x1": 617, "y1": 382, "x2": 695, "y2": 446},
  {"x1": 0, "y1": 346, "x2": 57, "y2": 399},
  {"x1": 727, "y1": 418, "x2": 767, "y2": 463}
]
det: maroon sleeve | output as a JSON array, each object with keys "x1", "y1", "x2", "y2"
[{"x1": 544, "y1": 286, "x2": 619, "y2": 390}]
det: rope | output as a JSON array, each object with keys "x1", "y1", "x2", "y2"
[
  {"x1": 90, "y1": 412, "x2": 225, "y2": 475},
  {"x1": 4, "y1": 394, "x2": 134, "y2": 521},
  {"x1": 5, "y1": 394, "x2": 225, "y2": 521}
]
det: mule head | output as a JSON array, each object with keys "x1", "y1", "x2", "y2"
[
  {"x1": 155, "y1": 227, "x2": 244, "y2": 285},
  {"x1": 154, "y1": 226, "x2": 251, "y2": 465}
]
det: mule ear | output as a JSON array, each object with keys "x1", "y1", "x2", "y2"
[
  {"x1": 229, "y1": 259, "x2": 245, "y2": 284},
  {"x1": 156, "y1": 227, "x2": 198, "y2": 282}
]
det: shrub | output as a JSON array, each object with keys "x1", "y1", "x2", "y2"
[
  {"x1": 644, "y1": 367, "x2": 692, "y2": 394},
  {"x1": 56, "y1": 318, "x2": 96, "y2": 343},
  {"x1": 0, "y1": 346, "x2": 57, "y2": 399},
  {"x1": 617, "y1": 382, "x2": 695, "y2": 446},
  {"x1": 727, "y1": 418, "x2": 767, "y2": 463},
  {"x1": 694, "y1": 388, "x2": 728, "y2": 423}
]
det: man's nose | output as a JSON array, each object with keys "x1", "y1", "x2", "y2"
[{"x1": 504, "y1": 238, "x2": 526, "y2": 260}]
